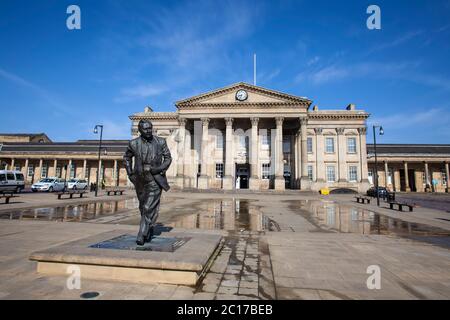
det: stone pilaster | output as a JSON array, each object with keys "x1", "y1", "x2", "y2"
[
  {"x1": 53, "y1": 159, "x2": 58, "y2": 178},
  {"x1": 299, "y1": 117, "x2": 311, "y2": 190},
  {"x1": 336, "y1": 128, "x2": 347, "y2": 182},
  {"x1": 445, "y1": 162, "x2": 449, "y2": 192},
  {"x1": 176, "y1": 118, "x2": 187, "y2": 188},
  {"x1": 113, "y1": 159, "x2": 118, "y2": 186},
  {"x1": 274, "y1": 117, "x2": 285, "y2": 190},
  {"x1": 10, "y1": 158, "x2": 15, "y2": 170},
  {"x1": 36, "y1": 159, "x2": 43, "y2": 180},
  {"x1": 223, "y1": 118, "x2": 234, "y2": 190},
  {"x1": 249, "y1": 117, "x2": 260, "y2": 190},
  {"x1": 384, "y1": 161, "x2": 389, "y2": 188},
  {"x1": 198, "y1": 117, "x2": 210, "y2": 189},
  {"x1": 315, "y1": 128, "x2": 325, "y2": 183}
]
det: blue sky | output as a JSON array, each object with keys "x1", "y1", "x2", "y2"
[{"x1": 0, "y1": 0, "x2": 449, "y2": 143}]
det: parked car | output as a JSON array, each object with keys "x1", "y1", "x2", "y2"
[
  {"x1": 0, "y1": 170, "x2": 25, "y2": 193},
  {"x1": 67, "y1": 178, "x2": 88, "y2": 190},
  {"x1": 31, "y1": 177, "x2": 66, "y2": 192},
  {"x1": 366, "y1": 186, "x2": 389, "y2": 197}
]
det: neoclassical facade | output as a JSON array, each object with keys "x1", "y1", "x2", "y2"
[
  {"x1": 1, "y1": 83, "x2": 449, "y2": 193},
  {"x1": 129, "y1": 83, "x2": 371, "y2": 192}
]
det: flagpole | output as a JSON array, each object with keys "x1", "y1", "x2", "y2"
[{"x1": 253, "y1": 53, "x2": 256, "y2": 85}]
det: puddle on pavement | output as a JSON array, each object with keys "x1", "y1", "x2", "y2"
[
  {"x1": 0, "y1": 199, "x2": 139, "y2": 222},
  {"x1": 166, "y1": 199, "x2": 279, "y2": 232},
  {"x1": 288, "y1": 200, "x2": 450, "y2": 247}
]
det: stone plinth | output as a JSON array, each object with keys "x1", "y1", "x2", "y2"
[
  {"x1": 29, "y1": 229, "x2": 222, "y2": 286},
  {"x1": 274, "y1": 177, "x2": 285, "y2": 191}
]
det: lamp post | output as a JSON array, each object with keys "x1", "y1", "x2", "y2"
[
  {"x1": 93, "y1": 125, "x2": 103, "y2": 197},
  {"x1": 372, "y1": 125, "x2": 384, "y2": 206}
]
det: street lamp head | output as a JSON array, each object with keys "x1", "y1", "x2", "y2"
[
  {"x1": 379, "y1": 126, "x2": 384, "y2": 135},
  {"x1": 93, "y1": 127, "x2": 98, "y2": 134}
]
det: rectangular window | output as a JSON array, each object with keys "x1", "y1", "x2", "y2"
[
  {"x1": 442, "y1": 169, "x2": 447, "y2": 186},
  {"x1": 388, "y1": 169, "x2": 394, "y2": 185},
  {"x1": 307, "y1": 165, "x2": 313, "y2": 181},
  {"x1": 347, "y1": 137, "x2": 357, "y2": 153},
  {"x1": 239, "y1": 135, "x2": 247, "y2": 149},
  {"x1": 262, "y1": 163, "x2": 271, "y2": 179},
  {"x1": 41, "y1": 165, "x2": 48, "y2": 178},
  {"x1": 15, "y1": 173, "x2": 24, "y2": 181},
  {"x1": 27, "y1": 165, "x2": 34, "y2": 177},
  {"x1": 325, "y1": 137, "x2": 335, "y2": 153},
  {"x1": 70, "y1": 164, "x2": 76, "y2": 179},
  {"x1": 368, "y1": 169, "x2": 374, "y2": 185},
  {"x1": 422, "y1": 172, "x2": 426, "y2": 185},
  {"x1": 261, "y1": 130, "x2": 270, "y2": 148},
  {"x1": 216, "y1": 133, "x2": 223, "y2": 149},
  {"x1": 215, "y1": 163, "x2": 224, "y2": 178},
  {"x1": 56, "y1": 166, "x2": 62, "y2": 178},
  {"x1": 14, "y1": 165, "x2": 21, "y2": 171},
  {"x1": 348, "y1": 166, "x2": 358, "y2": 182},
  {"x1": 307, "y1": 137, "x2": 313, "y2": 153},
  {"x1": 85, "y1": 166, "x2": 90, "y2": 179},
  {"x1": 326, "y1": 165, "x2": 336, "y2": 182}
]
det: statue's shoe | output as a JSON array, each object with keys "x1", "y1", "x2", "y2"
[{"x1": 136, "y1": 236, "x2": 145, "y2": 246}]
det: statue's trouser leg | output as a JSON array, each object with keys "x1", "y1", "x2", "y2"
[{"x1": 137, "y1": 181, "x2": 162, "y2": 241}]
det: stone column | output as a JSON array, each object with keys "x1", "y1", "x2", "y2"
[
  {"x1": 82, "y1": 159, "x2": 87, "y2": 180},
  {"x1": 424, "y1": 161, "x2": 430, "y2": 191},
  {"x1": 315, "y1": 128, "x2": 325, "y2": 183},
  {"x1": 53, "y1": 159, "x2": 58, "y2": 177},
  {"x1": 223, "y1": 118, "x2": 234, "y2": 190},
  {"x1": 97, "y1": 158, "x2": 102, "y2": 187},
  {"x1": 249, "y1": 117, "x2": 260, "y2": 190},
  {"x1": 299, "y1": 118, "x2": 311, "y2": 190},
  {"x1": 358, "y1": 127, "x2": 369, "y2": 183},
  {"x1": 294, "y1": 130, "x2": 300, "y2": 188},
  {"x1": 274, "y1": 117, "x2": 285, "y2": 190},
  {"x1": 337, "y1": 128, "x2": 347, "y2": 182},
  {"x1": 24, "y1": 159, "x2": 29, "y2": 183},
  {"x1": 198, "y1": 118, "x2": 210, "y2": 189},
  {"x1": 10, "y1": 158, "x2": 15, "y2": 170},
  {"x1": 384, "y1": 161, "x2": 389, "y2": 188},
  {"x1": 36, "y1": 159, "x2": 43, "y2": 180},
  {"x1": 445, "y1": 162, "x2": 449, "y2": 192},
  {"x1": 68, "y1": 159, "x2": 73, "y2": 179},
  {"x1": 404, "y1": 161, "x2": 410, "y2": 192},
  {"x1": 176, "y1": 118, "x2": 187, "y2": 188},
  {"x1": 113, "y1": 159, "x2": 118, "y2": 186}
]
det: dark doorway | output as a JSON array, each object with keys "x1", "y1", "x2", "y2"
[
  {"x1": 408, "y1": 169, "x2": 416, "y2": 192},
  {"x1": 400, "y1": 169, "x2": 416, "y2": 192},
  {"x1": 236, "y1": 164, "x2": 249, "y2": 189}
]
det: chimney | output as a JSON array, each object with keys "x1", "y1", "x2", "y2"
[{"x1": 346, "y1": 104, "x2": 355, "y2": 111}]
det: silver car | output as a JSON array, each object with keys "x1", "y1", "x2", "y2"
[
  {"x1": 31, "y1": 178, "x2": 66, "y2": 192},
  {"x1": 67, "y1": 178, "x2": 88, "y2": 190}
]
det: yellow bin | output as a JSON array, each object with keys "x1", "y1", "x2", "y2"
[{"x1": 320, "y1": 188, "x2": 330, "y2": 195}]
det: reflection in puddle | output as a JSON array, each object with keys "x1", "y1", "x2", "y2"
[
  {"x1": 0, "y1": 199, "x2": 139, "y2": 222},
  {"x1": 292, "y1": 200, "x2": 450, "y2": 238},
  {"x1": 168, "y1": 199, "x2": 279, "y2": 232}
]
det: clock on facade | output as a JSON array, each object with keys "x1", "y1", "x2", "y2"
[{"x1": 235, "y1": 89, "x2": 248, "y2": 101}]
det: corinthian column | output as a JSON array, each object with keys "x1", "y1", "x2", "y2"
[
  {"x1": 274, "y1": 117, "x2": 285, "y2": 190},
  {"x1": 176, "y1": 118, "x2": 187, "y2": 188},
  {"x1": 198, "y1": 118, "x2": 210, "y2": 189},
  {"x1": 249, "y1": 117, "x2": 260, "y2": 190},
  {"x1": 223, "y1": 117, "x2": 234, "y2": 190}
]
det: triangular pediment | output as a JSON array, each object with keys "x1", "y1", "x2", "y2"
[{"x1": 176, "y1": 82, "x2": 311, "y2": 107}]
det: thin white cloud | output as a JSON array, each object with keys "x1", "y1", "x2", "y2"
[
  {"x1": 114, "y1": 84, "x2": 167, "y2": 103},
  {"x1": 0, "y1": 67, "x2": 70, "y2": 113}
]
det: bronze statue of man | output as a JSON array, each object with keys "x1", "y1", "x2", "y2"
[{"x1": 123, "y1": 119, "x2": 172, "y2": 245}]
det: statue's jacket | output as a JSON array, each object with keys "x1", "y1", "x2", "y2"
[{"x1": 123, "y1": 136, "x2": 172, "y2": 191}]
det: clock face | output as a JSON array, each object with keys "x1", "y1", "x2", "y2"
[{"x1": 236, "y1": 89, "x2": 248, "y2": 101}]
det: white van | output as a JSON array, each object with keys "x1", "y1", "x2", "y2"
[{"x1": 0, "y1": 170, "x2": 25, "y2": 193}]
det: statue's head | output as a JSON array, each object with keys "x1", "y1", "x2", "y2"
[{"x1": 138, "y1": 119, "x2": 153, "y2": 140}]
